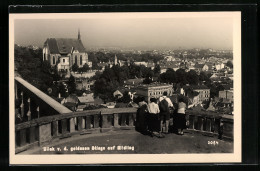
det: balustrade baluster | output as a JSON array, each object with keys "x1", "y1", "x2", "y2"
[
  {"x1": 121, "y1": 113, "x2": 127, "y2": 126},
  {"x1": 61, "y1": 119, "x2": 68, "y2": 134},
  {"x1": 52, "y1": 121, "x2": 59, "y2": 136},
  {"x1": 82, "y1": 116, "x2": 86, "y2": 129},
  {"x1": 86, "y1": 116, "x2": 91, "y2": 129},
  {"x1": 69, "y1": 118, "x2": 75, "y2": 133},
  {"x1": 19, "y1": 129, "x2": 27, "y2": 146},
  {"x1": 27, "y1": 98, "x2": 31, "y2": 121},
  {"x1": 93, "y1": 114, "x2": 99, "y2": 128},
  {"x1": 189, "y1": 115, "x2": 195, "y2": 129},
  {"x1": 128, "y1": 113, "x2": 134, "y2": 126},
  {"x1": 20, "y1": 92, "x2": 24, "y2": 118},
  {"x1": 29, "y1": 127, "x2": 36, "y2": 143},
  {"x1": 77, "y1": 116, "x2": 83, "y2": 131},
  {"x1": 113, "y1": 113, "x2": 119, "y2": 127}
]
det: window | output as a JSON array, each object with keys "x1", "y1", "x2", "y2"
[
  {"x1": 63, "y1": 59, "x2": 65, "y2": 63},
  {"x1": 43, "y1": 54, "x2": 46, "y2": 61},
  {"x1": 53, "y1": 56, "x2": 55, "y2": 65},
  {"x1": 80, "y1": 55, "x2": 82, "y2": 65},
  {"x1": 75, "y1": 55, "x2": 77, "y2": 65}
]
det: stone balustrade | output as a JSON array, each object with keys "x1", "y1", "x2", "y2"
[{"x1": 14, "y1": 77, "x2": 233, "y2": 154}]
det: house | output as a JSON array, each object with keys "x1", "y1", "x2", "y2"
[
  {"x1": 102, "y1": 102, "x2": 116, "y2": 108},
  {"x1": 113, "y1": 90, "x2": 123, "y2": 99},
  {"x1": 124, "y1": 78, "x2": 144, "y2": 87},
  {"x1": 183, "y1": 85, "x2": 210, "y2": 103},
  {"x1": 135, "y1": 83, "x2": 173, "y2": 102},
  {"x1": 134, "y1": 61, "x2": 148, "y2": 67},
  {"x1": 194, "y1": 63, "x2": 209, "y2": 72},
  {"x1": 219, "y1": 90, "x2": 233, "y2": 102},
  {"x1": 43, "y1": 29, "x2": 90, "y2": 72},
  {"x1": 78, "y1": 93, "x2": 95, "y2": 106}
]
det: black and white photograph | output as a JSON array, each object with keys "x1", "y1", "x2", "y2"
[{"x1": 9, "y1": 12, "x2": 241, "y2": 164}]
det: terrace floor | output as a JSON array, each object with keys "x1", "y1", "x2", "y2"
[{"x1": 20, "y1": 129, "x2": 233, "y2": 154}]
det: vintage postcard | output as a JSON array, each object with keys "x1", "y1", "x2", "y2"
[{"x1": 9, "y1": 12, "x2": 241, "y2": 164}]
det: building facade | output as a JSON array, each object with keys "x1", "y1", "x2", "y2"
[
  {"x1": 219, "y1": 90, "x2": 233, "y2": 102},
  {"x1": 135, "y1": 83, "x2": 173, "y2": 102},
  {"x1": 43, "y1": 30, "x2": 89, "y2": 72}
]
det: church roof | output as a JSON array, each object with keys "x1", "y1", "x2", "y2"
[{"x1": 45, "y1": 38, "x2": 86, "y2": 54}]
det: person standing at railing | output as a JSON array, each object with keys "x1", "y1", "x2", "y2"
[
  {"x1": 176, "y1": 98, "x2": 187, "y2": 135},
  {"x1": 158, "y1": 91, "x2": 174, "y2": 136},
  {"x1": 136, "y1": 97, "x2": 148, "y2": 134},
  {"x1": 147, "y1": 97, "x2": 160, "y2": 137}
]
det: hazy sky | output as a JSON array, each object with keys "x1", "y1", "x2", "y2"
[{"x1": 14, "y1": 15, "x2": 233, "y2": 50}]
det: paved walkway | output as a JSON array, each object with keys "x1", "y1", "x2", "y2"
[{"x1": 20, "y1": 129, "x2": 233, "y2": 154}]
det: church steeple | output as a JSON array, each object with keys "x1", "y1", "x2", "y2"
[{"x1": 78, "y1": 28, "x2": 81, "y2": 40}]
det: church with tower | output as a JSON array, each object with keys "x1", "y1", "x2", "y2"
[{"x1": 42, "y1": 29, "x2": 91, "y2": 72}]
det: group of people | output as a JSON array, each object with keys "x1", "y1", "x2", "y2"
[{"x1": 136, "y1": 91, "x2": 187, "y2": 138}]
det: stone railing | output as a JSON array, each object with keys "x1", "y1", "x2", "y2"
[
  {"x1": 185, "y1": 112, "x2": 233, "y2": 140},
  {"x1": 15, "y1": 77, "x2": 72, "y2": 122},
  {"x1": 14, "y1": 77, "x2": 233, "y2": 154},
  {"x1": 15, "y1": 108, "x2": 137, "y2": 154}
]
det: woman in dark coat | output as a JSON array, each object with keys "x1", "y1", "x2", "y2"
[{"x1": 175, "y1": 98, "x2": 187, "y2": 135}]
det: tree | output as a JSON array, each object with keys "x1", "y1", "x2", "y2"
[
  {"x1": 72, "y1": 63, "x2": 79, "y2": 72},
  {"x1": 226, "y1": 60, "x2": 233, "y2": 68},
  {"x1": 68, "y1": 75, "x2": 76, "y2": 93},
  {"x1": 82, "y1": 63, "x2": 90, "y2": 72},
  {"x1": 175, "y1": 69, "x2": 188, "y2": 85},
  {"x1": 186, "y1": 70, "x2": 199, "y2": 85},
  {"x1": 153, "y1": 64, "x2": 161, "y2": 76}
]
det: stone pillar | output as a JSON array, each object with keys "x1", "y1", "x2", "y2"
[
  {"x1": 20, "y1": 92, "x2": 24, "y2": 118},
  {"x1": 77, "y1": 117, "x2": 83, "y2": 131},
  {"x1": 38, "y1": 123, "x2": 52, "y2": 144},
  {"x1": 61, "y1": 119, "x2": 68, "y2": 134},
  {"x1": 52, "y1": 121, "x2": 59, "y2": 136},
  {"x1": 19, "y1": 129, "x2": 27, "y2": 146},
  {"x1": 102, "y1": 115, "x2": 109, "y2": 128},
  {"x1": 82, "y1": 117, "x2": 86, "y2": 129},
  {"x1": 70, "y1": 118, "x2": 75, "y2": 133},
  {"x1": 113, "y1": 113, "x2": 119, "y2": 127}
]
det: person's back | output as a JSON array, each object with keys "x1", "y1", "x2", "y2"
[
  {"x1": 146, "y1": 98, "x2": 160, "y2": 137},
  {"x1": 177, "y1": 102, "x2": 186, "y2": 114},
  {"x1": 158, "y1": 92, "x2": 173, "y2": 136},
  {"x1": 176, "y1": 98, "x2": 187, "y2": 135}
]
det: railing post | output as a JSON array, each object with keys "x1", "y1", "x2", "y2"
[
  {"x1": 19, "y1": 129, "x2": 27, "y2": 146},
  {"x1": 27, "y1": 98, "x2": 31, "y2": 121},
  {"x1": 113, "y1": 113, "x2": 119, "y2": 127},
  {"x1": 20, "y1": 92, "x2": 24, "y2": 118},
  {"x1": 61, "y1": 119, "x2": 68, "y2": 134},
  {"x1": 52, "y1": 121, "x2": 59, "y2": 136},
  {"x1": 38, "y1": 123, "x2": 52, "y2": 144}
]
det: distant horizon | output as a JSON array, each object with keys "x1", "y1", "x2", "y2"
[{"x1": 14, "y1": 13, "x2": 234, "y2": 51}]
